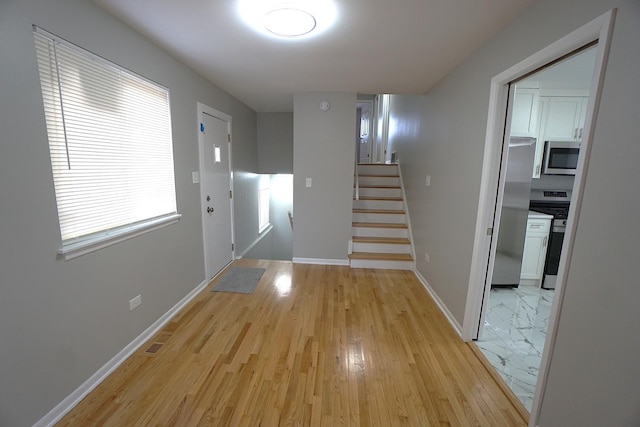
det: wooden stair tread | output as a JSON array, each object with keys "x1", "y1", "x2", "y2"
[
  {"x1": 354, "y1": 196, "x2": 403, "y2": 201},
  {"x1": 352, "y1": 236, "x2": 410, "y2": 244},
  {"x1": 349, "y1": 252, "x2": 413, "y2": 261},
  {"x1": 357, "y1": 174, "x2": 400, "y2": 178},
  {"x1": 355, "y1": 185, "x2": 401, "y2": 189},
  {"x1": 353, "y1": 209, "x2": 405, "y2": 214},
  {"x1": 357, "y1": 163, "x2": 398, "y2": 166},
  {"x1": 352, "y1": 222, "x2": 408, "y2": 229}
]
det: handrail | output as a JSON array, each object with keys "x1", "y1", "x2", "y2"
[{"x1": 354, "y1": 144, "x2": 360, "y2": 200}]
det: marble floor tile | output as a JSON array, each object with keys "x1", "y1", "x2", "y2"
[{"x1": 476, "y1": 285, "x2": 554, "y2": 412}]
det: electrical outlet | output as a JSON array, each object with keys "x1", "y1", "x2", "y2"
[
  {"x1": 424, "y1": 253, "x2": 430, "y2": 263},
  {"x1": 425, "y1": 175, "x2": 431, "y2": 186},
  {"x1": 129, "y1": 295, "x2": 142, "y2": 311}
]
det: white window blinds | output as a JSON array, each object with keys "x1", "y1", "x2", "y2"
[{"x1": 33, "y1": 28, "x2": 178, "y2": 255}]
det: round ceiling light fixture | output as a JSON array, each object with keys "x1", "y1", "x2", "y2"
[
  {"x1": 263, "y1": 7, "x2": 316, "y2": 37},
  {"x1": 238, "y1": 0, "x2": 337, "y2": 41}
]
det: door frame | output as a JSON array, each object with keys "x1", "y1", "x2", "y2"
[
  {"x1": 197, "y1": 102, "x2": 236, "y2": 281},
  {"x1": 460, "y1": 10, "x2": 615, "y2": 425},
  {"x1": 373, "y1": 94, "x2": 390, "y2": 163},
  {"x1": 356, "y1": 99, "x2": 374, "y2": 164}
]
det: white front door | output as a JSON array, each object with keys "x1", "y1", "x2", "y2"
[{"x1": 199, "y1": 105, "x2": 234, "y2": 281}]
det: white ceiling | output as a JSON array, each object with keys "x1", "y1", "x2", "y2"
[{"x1": 92, "y1": 0, "x2": 535, "y2": 112}]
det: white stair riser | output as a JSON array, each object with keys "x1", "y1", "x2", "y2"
[
  {"x1": 353, "y1": 199, "x2": 403, "y2": 210},
  {"x1": 358, "y1": 176, "x2": 400, "y2": 186},
  {"x1": 352, "y1": 242, "x2": 411, "y2": 254},
  {"x1": 356, "y1": 187, "x2": 402, "y2": 198},
  {"x1": 352, "y1": 212, "x2": 406, "y2": 223},
  {"x1": 357, "y1": 165, "x2": 398, "y2": 176},
  {"x1": 350, "y1": 259, "x2": 413, "y2": 270},
  {"x1": 352, "y1": 226, "x2": 408, "y2": 238}
]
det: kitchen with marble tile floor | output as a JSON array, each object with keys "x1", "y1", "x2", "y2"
[{"x1": 475, "y1": 285, "x2": 555, "y2": 411}]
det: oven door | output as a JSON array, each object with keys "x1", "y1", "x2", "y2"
[
  {"x1": 542, "y1": 223, "x2": 565, "y2": 289},
  {"x1": 543, "y1": 141, "x2": 580, "y2": 175}
]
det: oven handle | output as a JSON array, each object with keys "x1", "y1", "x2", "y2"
[{"x1": 552, "y1": 226, "x2": 566, "y2": 233}]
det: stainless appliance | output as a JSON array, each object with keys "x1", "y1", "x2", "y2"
[
  {"x1": 542, "y1": 140, "x2": 580, "y2": 175},
  {"x1": 491, "y1": 137, "x2": 536, "y2": 287},
  {"x1": 529, "y1": 189, "x2": 572, "y2": 289}
]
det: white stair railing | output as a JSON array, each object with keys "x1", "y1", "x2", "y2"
[{"x1": 354, "y1": 144, "x2": 360, "y2": 200}]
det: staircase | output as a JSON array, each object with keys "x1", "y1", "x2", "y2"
[{"x1": 349, "y1": 163, "x2": 414, "y2": 270}]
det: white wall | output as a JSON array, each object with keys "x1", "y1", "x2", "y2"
[
  {"x1": 293, "y1": 93, "x2": 356, "y2": 262},
  {"x1": 0, "y1": 0, "x2": 258, "y2": 425},
  {"x1": 388, "y1": 0, "x2": 640, "y2": 425}
]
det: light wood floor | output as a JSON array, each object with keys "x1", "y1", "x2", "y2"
[{"x1": 58, "y1": 259, "x2": 527, "y2": 426}]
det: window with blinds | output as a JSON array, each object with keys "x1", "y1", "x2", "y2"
[{"x1": 33, "y1": 28, "x2": 180, "y2": 259}]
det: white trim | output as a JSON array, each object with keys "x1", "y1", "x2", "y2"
[
  {"x1": 197, "y1": 102, "x2": 235, "y2": 282},
  {"x1": 59, "y1": 214, "x2": 181, "y2": 260},
  {"x1": 33, "y1": 277, "x2": 211, "y2": 427},
  {"x1": 473, "y1": 83, "x2": 518, "y2": 341},
  {"x1": 292, "y1": 257, "x2": 350, "y2": 266},
  {"x1": 236, "y1": 225, "x2": 274, "y2": 259},
  {"x1": 459, "y1": 10, "x2": 616, "y2": 427},
  {"x1": 413, "y1": 269, "x2": 462, "y2": 337}
]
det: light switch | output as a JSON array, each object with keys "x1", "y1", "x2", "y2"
[
  {"x1": 425, "y1": 175, "x2": 431, "y2": 186},
  {"x1": 192, "y1": 171, "x2": 200, "y2": 184},
  {"x1": 305, "y1": 178, "x2": 312, "y2": 188}
]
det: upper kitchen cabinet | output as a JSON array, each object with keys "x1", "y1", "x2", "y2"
[
  {"x1": 511, "y1": 87, "x2": 540, "y2": 138},
  {"x1": 542, "y1": 94, "x2": 589, "y2": 142},
  {"x1": 531, "y1": 92, "x2": 589, "y2": 178}
]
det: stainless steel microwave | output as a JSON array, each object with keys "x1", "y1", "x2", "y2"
[{"x1": 542, "y1": 141, "x2": 580, "y2": 175}]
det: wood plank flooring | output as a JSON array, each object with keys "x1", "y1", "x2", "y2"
[{"x1": 57, "y1": 259, "x2": 527, "y2": 426}]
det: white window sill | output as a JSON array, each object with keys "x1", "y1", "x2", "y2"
[
  {"x1": 58, "y1": 213, "x2": 182, "y2": 260},
  {"x1": 258, "y1": 223, "x2": 271, "y2": 234}
]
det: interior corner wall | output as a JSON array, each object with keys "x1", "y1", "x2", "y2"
[
  {"x1": 292, "y1": 93, "x2": 356, "y2": 261},
  {"x1": 387, "y1": 0, "x2": 640, "y2": 425},
  {"x1": 0, "y1": 0, "x2": 258, "y2": 425},
  {"x1": 257, "y1": 112, "x2": 293, "y2": 174}
]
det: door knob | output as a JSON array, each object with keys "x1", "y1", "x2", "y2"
[{"x1": 207, "y1": 207, "x2": 214, "y2": 213}]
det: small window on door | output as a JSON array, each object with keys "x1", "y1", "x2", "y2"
[{"x1": 214, "y1": 145, "x2": 221, "y2": 163}]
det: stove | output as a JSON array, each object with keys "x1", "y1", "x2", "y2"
[{"x1": 529, "y1": 189, "x2": 571, "y2": 289}]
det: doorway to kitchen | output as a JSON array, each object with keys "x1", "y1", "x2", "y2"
[
  {"x1": 476, "y1": 46, "x2": 598, "y2": 411},
  {"x1": 461, "y1": 10, "x2": 615, "y2": 425}
]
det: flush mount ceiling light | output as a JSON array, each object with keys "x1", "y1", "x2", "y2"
[
  {"x1": 238, "y1": 0, "x2": 337, "y2": 40},
  {"x1": 263, "y1": 7, "x2": 316, "y2": 37}
]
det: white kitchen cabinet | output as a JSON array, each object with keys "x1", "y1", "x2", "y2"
[
  {"x1": 543, "y1": 96, "x2": 589, "y2": 141},
  {"x1": 511, "y1": 88, "x2": 540, "y2": 138},
  {"x1": 532, "y1": 96, "x2": 549, "y2": 178},
  {"x1": 520, "y1": 214, "x2": 552, "y2": 283}
]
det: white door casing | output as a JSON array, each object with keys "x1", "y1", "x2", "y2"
[
  {"x1": 461, "y1": 10, "x2": 615, "y2": 427},
  {"x1": 198, "y1": 103, "x2": 235, "y2": 281}
]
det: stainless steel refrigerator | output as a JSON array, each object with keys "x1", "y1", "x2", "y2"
[{"x1": 491, "y1": 137, "x2": 536, "y2": 287}]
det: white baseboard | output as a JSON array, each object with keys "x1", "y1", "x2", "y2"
[
  {"x1": 413, "y1": 269, "x2": 463, "y2": 337},
  {"x1": 34, "y1": 278, "x2": 210, "y2": 427},
  {"x1": 292, "y1": 257, "x2": 350, "y2": 266}
]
